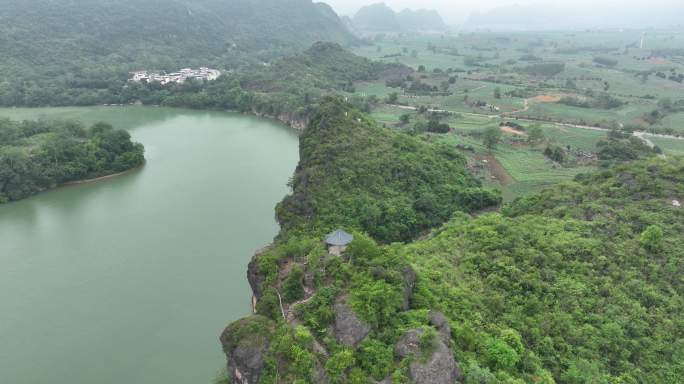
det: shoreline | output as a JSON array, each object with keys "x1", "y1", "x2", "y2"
[
  {"x1": 62, "y1": 165, "x2": 144, "y2": 186},
  {"x1": 1, "y1": 164, "x2": 145, "y2": 206},
  {"x1": 88, "y1": 103, "x2": 309, "y2": 132}
]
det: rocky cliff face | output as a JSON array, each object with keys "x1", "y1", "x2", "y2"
[
  {"x1": 395, "y1": 313, "x2": 463, "y2": 384},
  {"x1": 253, "y1": 111, "x2": 309, "y2": 131},
  {"x1": 219, "y1": 316, "x2": 274, "y2": 384},
  {"x1": 246, "y1": 245, "x2": 273, "y2": 301},
  {"x1": 401, "y1": 266, "x2": 417, "y2": 310},
  {"x1": 333, "y1": 295, "x2": 371, "y2": 347},
  {"x1": 221, "y1": 246, "x2": 464, "y2": 383}
]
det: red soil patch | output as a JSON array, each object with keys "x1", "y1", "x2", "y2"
[
  {"x1": 650, "y1": 57, "x2": 668, "y2": 65},
  {"x1": 501, "y1": 126, "x2": 528, "y2": 136},
  {"x1": 531, "y1": 94, "x2": 562, "y2": 103}
]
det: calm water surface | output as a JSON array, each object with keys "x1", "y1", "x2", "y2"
[{"x1": 0, "y1": 107, "x2": 299, "y2": 384}]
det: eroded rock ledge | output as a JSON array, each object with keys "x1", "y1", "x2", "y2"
[
  {"x1": 394, "y1": 312, "x2": 463, "y2": 384},
  {"x1": 333, "y1": 295, "x2": 371, "y2": 348},
  {"x1": 219, "y1": 316, "x2": 274, "y2": 384},
  {"x1": 221, "y1": 243, "x2": 464, "y2": 384}
]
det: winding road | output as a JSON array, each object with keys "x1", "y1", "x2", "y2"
[{"x1": 386, "y1": 102, "x2": 684, "y2": 147}]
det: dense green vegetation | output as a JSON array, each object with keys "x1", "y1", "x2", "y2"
[
  {"x1": 558, "y1": 93, "x2": 624, "y2": 110},
  {"x1": 222, "y1": 98, "x2": 499, "y2": 382},
  {"x1": 3, "y1": 3, "x2": 683, "y2": 381},
  {"x1": 158, "y1": 43, "x2": 403, "y2": 122},
  {"x1": 0, "y1": 0, "x2": 357, "y2": 107},
  {"x1": 221, "y1": 97, "x2": 684, "y2": 384},
  {"x1": 228, "y1": 97, "x2": 684, "y2": 384},
  {"x1": 0, "y1": 119, "x2": 144, "y2": 202},
  {"x1": 213, "y1": 32, "x2": 683, "y2": 383},
  {"x1": 276, "y1": 98, "x2": 500, "y2": 243},
  {"x1": 408, "y1": 157, "x2": 684, "y2": 383},
  {"x1": 0, "y1": 41, "x2": 398, "y2": 130},
  {"x1": 242, "y1": 42, "x2": 391, "y2": 94},
  {"x1": 596, "y1": 131, "x2": 660, "y2": 164}
]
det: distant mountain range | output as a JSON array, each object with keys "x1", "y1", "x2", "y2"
[
  {"x1": 351, "y1": 3, "x2": 447, "y2": 33},
  {"x1": 466, "y1": 3, "x2": 684, "y2": 30}
]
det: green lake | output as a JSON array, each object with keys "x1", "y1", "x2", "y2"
[{"x1": 0, "y1": 107, "x2": 300, "y2": 384}]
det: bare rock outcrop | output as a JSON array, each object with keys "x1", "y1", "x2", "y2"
[
  {"x1": 226, "y1": 344, "x2": 266, "y2": 384},
  {"x1": 429, "y1": 311, "x2": 452, "y2": 341},
  {"x1": 334, "y1": 295, "x2": 371, "y2": 347},
  {"x1": 247, "y1": 245, "x2": 274, "y2": 301},
  {"x1": 220, "y1": 316, "x2": 274, "y2": 384},
  {"x1": 402, "y1": 265, "x2": 417, "y2": 310},
  {"x1": 254, "y1": 111, "x2": 309, "y2": 131},
  {"x1": 395, "y1": 328, "x2": 463, "y2": 384},
  {"x1": 395, "y1": 328, "x2": 424, "y2": 358},
  {"x1": 313, "y1": 362, "x2": 331, "y2": 384}
]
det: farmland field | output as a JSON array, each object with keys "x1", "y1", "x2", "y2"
[{"x1": 354, "y1": 30, "x2": 684, "y2": 198}]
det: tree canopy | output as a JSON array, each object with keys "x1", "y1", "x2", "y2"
[
  {"x1": 221, "y1": 98, "x2": 684, "y2": 384},
  {"x1": 0, "y1": 119, "x2": 144, "y2": 202},
  {"x1": 276, "y1": 98, "x2": 501, "y2": 243}
]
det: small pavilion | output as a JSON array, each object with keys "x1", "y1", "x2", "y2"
[{"x1": 325, "y1": 229, "x2": 353, "y2": 256}]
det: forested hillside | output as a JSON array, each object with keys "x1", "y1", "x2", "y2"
[
  {"x1": 220, "y1": 98, "x2": 684, "y2": 384},
  {"x1": 275, "y1": 97, "x2": 500, "y2": 243},
  {"x1": 0, "y1": 119, "x2": 145, "y2": 202},
  {"x1": 241, "y1": 42, "x2": 389, "y2": 93},
  {"x1": 407, "y1": 157, "x2": 684, "y2": 382},
  {"x1": 0, "y1": 0, "x2": 357, "y2": 106},
  {"x1": 9, "y1": 43, "x2": 407, "y2": 129},
  {"x1": 221, "y1": 97, "x2": 499, "y2": 383}
]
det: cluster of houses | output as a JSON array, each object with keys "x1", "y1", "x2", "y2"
[{"x1": 129, "y1": 67, "x2": 221, "y2": 85}]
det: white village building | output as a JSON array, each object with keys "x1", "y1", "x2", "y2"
[{"x1": 129, "y1": 67, "x2": 221, "y2": 85}]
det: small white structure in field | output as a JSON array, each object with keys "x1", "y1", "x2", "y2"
[
  {"x1": 673, "y1": 200, "x2": 681, "y2": 208},
  {"x1": 325, "y1": 229, "x2": 354, "y2": 256}
]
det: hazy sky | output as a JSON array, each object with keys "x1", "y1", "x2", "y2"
[{"x1": 324, "y1": 0, "x2": 683, "y2": 24}]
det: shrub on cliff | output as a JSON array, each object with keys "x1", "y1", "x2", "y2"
[{"x1": 282, "y1": 266, "x2": 305, "y2": 303}]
